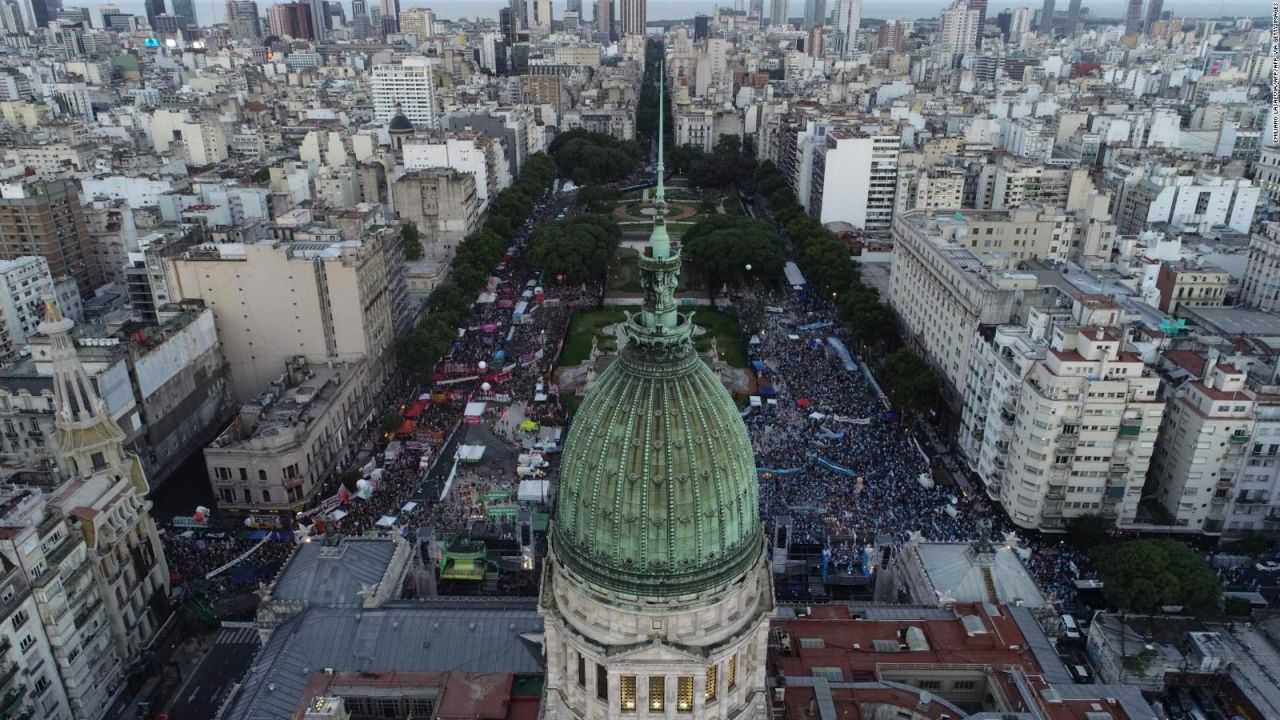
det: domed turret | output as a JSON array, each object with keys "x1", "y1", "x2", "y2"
[{"x1": 388, "y1": 104, "x2": 413, "y2": 149}]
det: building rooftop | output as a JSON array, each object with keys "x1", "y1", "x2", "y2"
[
  {"x1": 270, "y1": 538, "x2": 399, "y2": 608},
  {"x1": 772, "y1": 603, "x2": 1156, "y2": 720},
  {"x1": 209, "y1": 361, "x2": 360, "y2": 451},
  {"x1": 910, "y1": 541, "x2": 1048, "y2": 608},
  {"x1": 1180, "y1": 306, "x2": 1280, "y2": 338},
  {"x1": 226, "y1": 601, "x2": 545, "y2": 720}
]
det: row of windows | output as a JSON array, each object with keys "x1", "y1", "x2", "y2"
[{"x1": 584, "y1": 656, "x2": 737, "y2": 711}]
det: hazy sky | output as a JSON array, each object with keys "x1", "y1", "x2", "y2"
[{"x1": 91, "y1": 0, "x2": 1271, "y2": 27}]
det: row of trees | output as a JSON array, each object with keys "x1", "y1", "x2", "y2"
[
  {"x1": 549, "y1": 129, "x2": 645, "y2": 185},
  {"x1": 752, "y1": 161, "x2": 939, "y2": 421},
  {"x1": 636, "y1": 39, "x2": 671, "y2": 143},
  {"x1": 400, "y1": 153, "x2": 558, "y2": 376}
]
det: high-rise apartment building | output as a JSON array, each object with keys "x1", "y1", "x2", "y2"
[
  {"x1": 958, "y1": 304, "x2": 1163, "y2": 531},
  {"x1": 266, "y1": 1, "x2": 313, "y2": 38},
  {"x1": 938, "y1": 0, "x2": 980, "y2": 65},
  {"x1": 1144, "y1": 0, "x2": 1162, "y2": 33},
  {"x1": 831, "y1": 0, "x2": 860, "y2": 57},
  {"x1": 399, "y1": 6, "x2": 433, "y2": 35},
  {"x1": 807, "y1": 128, "x2": 901, "y2": 232},
  {"x1": 351, "y1": 0, "x2": 369, "y2": 37},
  {"x1": 1123, "y1": 0, "x2": 1142, "y2": 34},
  {"x1": 1148, "y1": 356, "x2": 1254, "y2": 534},
  {"x1": 1038, "y1": 0, "x2": 1053, "y2": 33},
  {"x1": 372, "y1": 57, "x2": 440, "y2": 128},
  {"x1": 768, "y1": 0, "x2": 788, "y2": 27},
  {"x1": 802, "y1": 0, "x2": 824, "y2": 29},
  {"x1": 0, "y1": 178, "x2": 98, "y2": 297},
  {"x1": 308, "y1": 0, "x2": 325, "y2": 38},
  {"x1": 379, "y1": 0, "x2": 399, "y2": 31},
  {"x1": 0, "y1": 255, "x2": 74, "y2": 360},
  {"x1": 225, "y1": 0, "x2": 261, "y2": 39},
  {"x1": 619, "y1": 0, "x2": 643, "y2": 36},
  {"x1": 1063, "y1": 0, "x2": 1080, "y2": 34},
  {"x1": 171, "y1": 0, "x2": 195, "y2": 25},
  {"x1": 159, "y1": 230, "x2": 404, "y2": 402},
  {"x1": 595, "y1": 0, "x2": 612, "y2": 39},
  {"x1": 143, "y1": 0, "x2": 165, "y2": 28}
]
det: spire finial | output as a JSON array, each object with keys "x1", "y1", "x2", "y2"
[{"x1": 655, "y1": 51, "x2": 666, "y2": 208}]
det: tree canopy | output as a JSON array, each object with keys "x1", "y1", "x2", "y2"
[
  {"x1": 667, "y1": 135, "x2": 754, "y2": 189},
  {"x1": 879, "y1": 348, "x2": 939, "y2": 418},
  {"x1": 530, "y1": 214, "x2": 622, "y2": 284},
  {"x1": 681, "y1": 214, "x2": 786, "y2": 305},
  {"x1": 1092, "y1": 538, "x2": 1221, "y2": 614},
  {"x1": 550, "y1": 129, "x2": 644, "y2": 185},
  {"x1": 577, "y1": 184, "x2": 620, "y2": 214},
  {"x1": 400, "y1": 223, "x2": 423, "y2": 261}
]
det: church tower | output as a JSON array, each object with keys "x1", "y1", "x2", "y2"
[{"x1": 540, "y1": 50, "x2": 774, "y2": 719}]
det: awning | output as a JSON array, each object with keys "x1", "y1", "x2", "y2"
[
  {"x1": 397, "y1": 419, "x2": 416, "y2": 435},
  {"x1": 401, "y1": 501, "x2": 418, "y2": 513},
  {"x1": 376, "y1": 515, "x2": 397, "y2": 528},
  {"x1": 405, "y1": 399, "x2": 429, "y2": 419}
]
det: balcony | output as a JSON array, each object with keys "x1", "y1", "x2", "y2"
[
  {"x1": 1118, "y1": 423, "x2": 1142, "y2": 437},
  {"x1": 1229, "y1": 434, "x2": 1249, "y2": 444},
  {"x1": 0, "y1": 687, "x2": 26, "y2": 720}
]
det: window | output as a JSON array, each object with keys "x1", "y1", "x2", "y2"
[
  {"x1": 11, "y1": 609, "x2": 27, "y2": 630},
  {"x1": 578, "y1": 655, "x2": 585, "y2": 687},
  {"x1": 90, "y1": 451, "x2": 105, "y2": 470},
  {"x1": 677, "y1": 676, "x2": 694, "y2": 712},
  {"x1": 649, "y1": 677, "x2": 665, "y2": 711},
  {"x1": 953, "y1": 680, "x2": 977, "y2": 690},
  {"x1": 727, "y1": 655, "x2": 736, "y2": 689},
  {"x1": 18, "y1": 634, "x2": 35, "y2": 652},
  {"x1": 597, "y1": 664, "x2": 607, "y2": 700},
  {"x1": 620, "y1": 675, "x2": 637, "y2": 712},
  {"x1": 918, "y1": 679, "x2": 942, "y2": 689},
  {"x1": 705, "y1": 665, "x2": 717, "y2": 702}
]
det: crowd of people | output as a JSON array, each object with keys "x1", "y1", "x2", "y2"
[
  {"x1": 741, "y1": 293, "x2": 1096, "y2": 608},
  {"x1": 164, "y1": 531, "x2": 295, "y2": 598}
]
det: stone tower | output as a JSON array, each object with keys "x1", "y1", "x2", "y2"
[{"x1": 540, "y1": 51, "x2": 774, "y2": 720}]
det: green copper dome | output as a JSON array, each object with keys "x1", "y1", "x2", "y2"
[
  {"x1": 551, "y1": 58, "x2": 760, "y2": 597},
  {"x1": 552, "y1": 327, "x2": 762, "y2": 597}
]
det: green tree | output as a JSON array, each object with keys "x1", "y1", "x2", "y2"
[
  {"x1": 1092, "y1": 538, "x2": 1222, "y2": 614},
  {"x1": 1064, "y1": 514, "x2": 1114, "y2": 552},
  {"x1": 251, "y1": 166, "x2": 270, "y2": 183},
  {"x1": 879, "y1": 349, "x2": 938, "y2": 419},
  {"x1": 681, "y1": 215, "x2": 786, "y2": 306},
  {"x1": 1222, "y1": 531, "x2": 1276, "y2": 558},
  {"x1": 401, "y1": 223, "x2": 423, "y2": 261},
  {"x1": 578, "y1": 184, "x2": 621, "y2": 214},
  {"x1": 838, "y1": 290, "x2": 898, "y2": 349},
  {"x1": 530, "y1": 215, "x2": 622, "y2": 287}
]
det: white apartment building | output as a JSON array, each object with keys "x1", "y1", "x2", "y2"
[
  {"x1": 976, "y1": 160, "x2": 1087, "y2": 211},
  {"x1": 831, "y1": 0, "x2": 861, "y2": 57},
  {"x1": 0, "y1": 488, "x2": 107, "y2": 720},
  {"x1": 1115, "y1": 169, "x2": 1259, "y2": 235},
  {"x1": 960, "y1": 299, "x2": 1163, "y2": 531},
  {"x1": 888, "y1": 208, "x2": 1055, "y2": 399},
  {"x1": 160, "y1": 232, "x2": 402, "y2": 402},
  {"x1": 937, "y1": 0, "x2": 979, "y2": 66},
  {"x1": 1148, "y1": 356, "x2": 1254, "y2": 533},
  {"x1": 149, "y1": 110, "x2": 229, "y2": 167},
  {"x1": 674, "y1": 107, "x2": 715, "y2": 153},
  {"x1": 0, "y1": 256, "x2": 81, "y2": 360},
  {"x1": 372, "y1": 57, "x2": 440, "y2": 129},
  {"x1": 895, "y1": 168, "x2": 966, "y2": 212},
  {"x1": 403, "y1": 136, "x2": 507, "y2": 212},
  {"x1": 808, "y1": 128, "x2": 901, "y2": 233},
  {"x1": 1239, "y1": 223, "x2": 1280, "y2": 312}
]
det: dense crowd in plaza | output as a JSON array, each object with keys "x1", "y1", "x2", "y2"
[{"x1": 741, "y1": 294, "x2": 1095, "y2": 608}]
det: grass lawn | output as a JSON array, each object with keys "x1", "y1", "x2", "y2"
[
  {"x1": 688, "y1": 308, "x2": 749, "y2": 368},
  {"x1": 608, "y1": 247, "x2": 702, "y2": 294},
  {"x1": 561, "y1": 308, "x2": 625, "y2": 366}
]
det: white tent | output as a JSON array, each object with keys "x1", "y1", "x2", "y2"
[
  {"x1": 401, "y1": 501, "x2": 418, "y2": 513},
  {"x1": 376, "y1": 515, "x2": 397, "y2": 528},
  {"x1": 464, "y1": 402, "x2": 487, "y2": 418},
  {"x1": 457, "y1": 445, "x2": 486, "y2": 462},
  {"x1": 518, "y1": 479, "x2": 551, "y2": 503},
  {"x1": 331, "y1": 509, "x2": 349, "y2": 521}
]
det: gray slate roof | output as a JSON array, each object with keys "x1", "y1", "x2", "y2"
[
  {"x1": 270, "y1": 539, "x2": 398, "y2": 607},
  {"x1": 227, "y1": 601, "x2": 544, "y2": 720}
]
